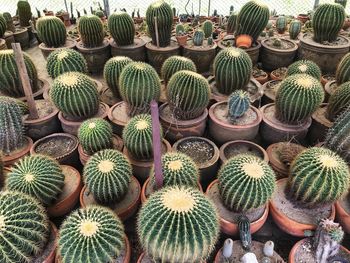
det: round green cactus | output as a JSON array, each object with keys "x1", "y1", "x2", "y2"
[
  {"x1": 336, "y1": 53, "x2": 350, "y2": 85},
  {"x1": 103, "y1": 56, "x2": 132, "y2": 99},
  {"x1": 327, "y1": 81, "x2": 350, "y2": 121},
  {"x1": 94, "y1": 10, "x2": 105, "y2": 18},
  {"x1": 0, "y1": 50, "x2": 39, "y2": 98},
  {"x1": 108, "y1": 12, "x2": 135, "y2": 46},
  {"x1": 175, "y1": 23, "x2": 185, "y2": 35},
  {"x1": 226, "y1": 13, "x2": 237, "y2": 34},
  {"x1": 0, "y1": 191, "x2": 49, "y2": 263},
  {"x1": 119, "y1": 62, "x2": 161, "y2": 115},
  {"x1": 167, "y1": 70, "x2": 210, "y2": 120},
  {"x1": 193, "y1": 29, "x2": 204, "y2": 46},
  {"x1": 36, "y1": 16, "x2": 67, "y2": 47},
  {"x1": 289, "y1": 20, "x2": 302, "y2": 40},
  {"x1": 202, "y1": 20, "x2": 213, "y2": 38},
  {"x1": 78, "y1": 15, "x2": 105, "y2": 47},
  {"x1": 137, "y1": 186, "x2": 220, "y2": 262},
  {"x1": 161, "y1": 56, "x2": 197, "y2": 84},
  {"x1": 46, "y1": 48, "x2": 88, "y2": 78},
  {"x1": 227, "y1": 90, "x2": 250, "y2": 122},
  {"x1": 58, "y1": 206, "x2": 125, "y2": 263},
  {"x1": 213, "y1": 47, "x2": 253, "y2": 95},
  {"x1": 17, "y1": 0, "x2": 32, "y2": 27},
  {"x1": 3, "y1": 12, "x2": 15, "y2": 33},
  {"x1": 6, "y1": 155, "x2": 65, "y2": 205},
  {"x1": 0, "y1": 14, "x2": 6, "y2": 37},
  {"x1": 50, "y1": 72, "x2": 99, "y2": 119},
  {"x1": 275, "y1": 74, "x2": 324, "y2": 124},
  {"x1": 83, "y1": 149, "x2": 132, "y2": 204},
  {"x1": 218, "y1": 154, "x2": 276, "y2": 212},
  {"x1": 276, "y1": 16, "x2": 287, "y2": 33},
  {"x1": 78, "y1": 118, "x2": 113, "y2": 155},
  {"x1": 288, "y1": 147, "x2": 350, "y2": 206},
  {"x1": 286, "y1": 60, "x2": 322, "y2": 80}
]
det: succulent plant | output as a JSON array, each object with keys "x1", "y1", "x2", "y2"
[
  {"x1": 327, "y1": 81, "x2": 350, "y2": 121},
  {"x1": 218, "y1": 154, "x2": 276, "y2": 212},
  {"x1": 276, "y1": 16, "x2": 287, "y2": 33},
  {"x1": 58, "y1": 206, "x2": 125, "y2": 263},
  {"x1": 146, "y1": 0, "x2": 173, "y2": 47},
  {"x1": 47, "y1": 48, "x2": 87, "y2": 78},
  {"x1": 268, "y1": 28, "x2": 274, "y2": 37},
  {"x1": 167, "y1": 70, "x2": 210, "y2": 120},
  {"x1": 288, "y1": 147, "x2": 349, "y2": 206},
  {"x1": 238, "y1": 215, "x2": 252, "y2": 250},
  {"x1": 0, "y1": 191, "x2": 49, "y2": 263},
  {"x1": 208, "y1": 36, "x2": 214, "y2": 45},
  {"x1": 94, "y1": 10, "x2": 105, "y2": 18},
  {"x1": 17, "y1": 0, "x2": 32, "y2": 27},
  {"x1": 312, "y1": 3, "x2": 345, "y2": 43},
  {"x1": 202, "y1": 20, "x2": 213, "y2": 38},
  {"x1": 235, "y1": 0, "x2": 269, "y2": 41},
  {"x1": 36, "y1": 16, "x2": 67, "y2": 47},
  {"x1": 0, "y1": 50, "x2": 39, "y2": 98},
  {"x1": 137, "y1": 186, "x2": 220, "y2": 262},
  {"x1": 175, "y1": 23, "x2": 185, "y2": 35},
  {"x1": 275, "y1": 74, "x2": 324, "y2": 124},
  {"x1": 83, "y1": 149, "x2": 132, "y2": 204},
  {"x1": 2, "y1": 12, "x2": 15, "y2": 33},
  {"x1": 272, "y1": 38, "x2": 282, "y2": 47},
  {"x1": 0, "y1": 14, "x2": 6, "y2": 37},
  {"x1": 193, "y1": 29, "x2": 204, "y2": 46},
  {"x1": 6, "y1": 155, "x2": 64, "y2": 205},
  {"x1": 119, "y1": 62, "x2": 161, "y2": 115},
  {"x1": 336, "y1": 53, "x2": 350, "y2": 85},
  {"x1": 50, "y1": 72, "x2": 99, "y2": 119},
  {"x1": 161, "y1": 56, "x2": 196, "y2": 84},
  {"x1": 227, "y1": 90, "x2": 250, "y2": 122},
  {"x1": 78, "y1": 15, "x2": 105, "y2": 47},
  {"x1": 227, "y1": 13, "x2": 237, "y2": 34},
  {"x1": 286, "y1": 60, "x2": 322, "y2": 80},
  {"x1": 289, "y1": 20, "x2": 302, "y2": 39},
  {"x1": 213, "y1": 47, "x2": 253, "y2": 95},
  {"x1": 108, "y1": 12, "x2": 135, "y2": 46},
  {"x1": 103, "y1": 56, "x2": 132, "y2": 99}
]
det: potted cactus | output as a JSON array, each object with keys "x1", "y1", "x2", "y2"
[
  {"x1": 17, "y1": 0, "x2": 34, "y2": 42},
  {"x1": 276, "y1": 15, "x2": 287, "y2": 34},
  {"x1": 175, "y1": 23, "x2": 187, "y2": 46},
  {"x1": 226, "y1": 12, "x2": 237, "y2": 34},
  {"x1": 286, "y1": 60, "x2": 322, "y2": 80},
  {"x1": 288, "y1": 19, "x2": 302, "y2": 41}
]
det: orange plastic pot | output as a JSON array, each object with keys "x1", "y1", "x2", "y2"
[{"x1": 235, "y1": 34, "x2": 253, "y2": 49}]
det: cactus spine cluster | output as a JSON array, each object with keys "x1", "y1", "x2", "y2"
[
  {"x1": 83, "y1": 149, "x2": 132, "y2": 204},
  {"x1": 0, "y1": 191, "x2": 49, "y2": 263},
  {"x1": 103, "y1": 56, "x2": 132, "y2": 99},
  {"x1": 146, "y1": 0, "x2": 173, "y2": 47},
  {"x1": 50, "y1": 72, "x2": 99, "y2": 119},
  {"x1": 227, "y1": 90, "x2": 251, "y2": 122},
  {"x1": 193, "y1": 29, "x2": 204, "y2": 46},
  {"x1": 119, "y1": 62, "x2": 161, "y2": 115},
  {"x1": 336, "y1": 53, "x2": 350, "y2": 85},
  {"x1": 289, "y1": 20, "x2": 302, "y2": 39},
  {"x1": 218, "y1": 154, "x2": 276, "y2": 212},
  {"x1": 0, "y1": 14, "x2": 6, "y2": 37},
  {"x1": 167, "y1": 70, "x2": 210, "y2": 120},
  {"x1": 227, "y1": 13, "x2": 237, "y2": 34},
  {"x1": 6, "y1": 155, "x2": 65, "y2": 205},
  {"x1": 275, "y1": 74, "x2": 324, "y2": 124},
  {"x1": 58, "y1": 206, "x2": 125, "y2": 263},
  {"x1": 78, "y1": 118, "x2": 113, "y2": 155},
  {"x1": 276, "y1": 16, "x2": 287, "y2": 34},
  {"x1": 288, "y1": 147, "x2": 349, "y2": 206},
  {"x1": 0, "y1": 50, "x2": 39, "y2": 98},
  {"x1": 312, "y1": 3, "x2": 345, "y2": 43},
  {"x1": 36, "y1": 16, "x2": 67, "y2": 47},
  {"x1": 327, "y1": 81, "x2": 350, "y2": 121},
  {"x1": 47, "y1": 48, "x2": 87, "y2": 78},
  {"x1": 78, "y1": 15, "x2": 105, "y2": 47},
  {"x1": 137, "y1": 186, "x2": 220, "y2": 262},
  {"x1": 161, "y1": 56, "x2": 197, "y2": 84},
  {"x1": 202, "y1": 20, "x2": 213, "y2": 38},
  {"x1": 286, "y1": 60, "x2": 322, "y2": 80},
  {"x1": 213, "y1": 47, "x2": 253, "y2": 95},
  {"x1": 108, "y1": 12, "x2": 135, "y2": 46},
  {"x1": 235, "y1": 0, "x2": 270, "y2": 41},
  {"x1": 17, "y1": 0, "x2": 32, "y2": 27}
]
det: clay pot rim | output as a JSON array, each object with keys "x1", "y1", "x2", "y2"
[
  {"x1": 38, "y1": 38, "x2": 77, "y2": 51},
  {"x1": 270, "y1": 69, "x2": 286, "y2": 81},
  {"x1": 107, "y1": 101, "x2": 129, "y2": 126},
  {"x1": 235, "y1": 34, "x2": 253, "y2": 49},
  {"x1": 24, "y1": 102, "x2": 59, "y2": 125},
  {"x1": 137, "y1": 252, "x2": 206, "y2": 263},
  {"x1": 299, "y1": 33, "x2": 350, "y2": 49},
  {"x1": 266, "y1": 142, "x2": 289, "y2": 174},
  {"x1": 16, "y1": 78, "x2": 48, "y2": 102},
  {"x1": 261, "y1": 38, "x2": 298, "y2": 52},
  {"x1": 76, "y1": 38, "x2": 110, "y2": 51},
  {"x1": 183, "y1": 41, "x2": 217, "y2": 51},
  {"x1": 311, "y1": 103, "x2": 333, "y2": 126},
  {"x1": 3, "y1": 136, "x2": 33, "y2": 164},
  {"x1": 325, "y1": 80, "x2": 337, "y2": 96},
  {"x1": 109, "y1": 37, "x2": 146, "y2": 49},
  {"x1": 145, "y1": 40, "x2": 180, "y2": 51}
]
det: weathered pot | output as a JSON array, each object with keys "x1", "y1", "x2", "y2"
[
  {"x1": 0, "y1": 38, "x2": 6, "y2": 50},
  {"x1": 34, "y1": 222, "x2": 58, "y2": 263},
  {"x1": 253, "y1": 70, "x2": 269, "y2": 85},
  {"x1": 176, "y1": 35, "x2": 188, "y2": 46},
  {"x1": 270, "y1": 67, "x2": 287, "y2": 81},
  {"x1": 146, "y1": 41, "x2": 180, "y2": 73},
  {"x1": 183, "y1": 40, "x2": 217, "y2": 73},
  {"x1": 297, "y1": 14, "x2": 309, "y2": 24},
  {"x1": 261, "y1": 79, "x2": 281, "y2": 105},
  {"x1": 107, "y1": 101, "x2": 131, "y2": 136},
  {"x1": 13, "y1": 27, "x2": 29, "y2": 49},
  {"x1": 335, "y1": 192, "x2": 350, "y2": 234},
  {"x1": 39, "y1": 39, "x2": 77, "y2": 59},
  {"x1": 3, "y1": 136, "x2": 33, "y2": 167},
  {"x1": 4, "y1": 31, "x2": 15, "y2": 48},
  {"x1": 324, "y1": 80, "x2": 338, "y2": 101},
  {"x1": 110, "y1": 38, "x2": 146, "y2": 61},
  {"x1": 308, "y1": 103, "x2": 333, "y2": 145}
]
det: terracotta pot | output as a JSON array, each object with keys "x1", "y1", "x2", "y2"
[
  {"x1": 146, "y1": 41, "x2": 180, "y2": 73},
  {"x1": 3, "y1": 136, "x2": 33, "y2": 167},
  {"x1": 38, "y1": 222, "x2": 58, "y2": 263},
  {"x1": 13, "y1": 27, "x2": 29, "y2": 49},
  {"x1": 209, "y1": 102, "x2": 262, "y2": 146},
  {"x1": 176, "y1": 35, "x2": 188, "y2": 46},
  {"x1": 110, "y1": 38, "x2": 146, "y2": 61},
  {"x1": 47, "y1": 165, "x2": 82, "y2": 217},
  {"x1": 253, "y1": 71, "x2": 269, "y2": 85},
  {"x1": 14, "y1": 78, "x2": 47, "y2": 102},
  {"x1": 335, "y1": 194, "x2": 350, "y2": 234},
  {"x1": 321, "y1": 74, "x2": 335, "y2": 88},
  {"x1": 137, "y1": 252, "x2": 205, "y2": 263},
  {"x1": 308, "y1": 103, "x2": 333, "y2": 145},
  {"x1": 4, "y1": 31, "x2": 15, "y2": 48},
  {"x1": 99, "y1": 86, "x2": 121, "y2": 107},
  {"x1": 235, "y1": 34, "x2": 253, "y2": 49},
  {"x1": 270, "y1": 68, "x2": 287, "y2": 81},
  {"x1": 39, "y1": 39, "x2": 77, "y2": 59},
  {"x1": 108, "y1": 101, "x2": 131, "y2": 136},
  {"x1": 297, "y1": 14, "x2": 309, "y2": 24},
  {"x1": 261, "y1": 79, "x2": 281, "y2": 105}
]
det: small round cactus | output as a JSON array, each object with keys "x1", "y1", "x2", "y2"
[
  {"x1": 36, "y1": 16, "x2": 67, "y2": 47},
  {"x1": 0, "y1": 14, "x2": 6, "y2": 37},
  {"x1": 286, "y1": 60, "x2": 322, "y2": 80},
  {"x1": 17, "y1": 0, "x2": 32, "y2": 27},
  {"x1": 108, "y1": 12, "x2": 135, "y2": 46},
  {"x1": 78, "y1": 118, "x2": 113, "y2": 155},
  {"x1": 78, "y1": 15, "x2": 105, "y2": 47},
  {"x1": 226, "y1": 13, "x2": 237, "y2": 34},
  {"x1": 94, "y1": 10, "x2": 105, "y2": 18},
  {"x1": 336, "y1": 53, "x2": 350, "y2": 85},
  {"x1": 58, "y1": 206, "x2": 125, "y2": 263},
  {"x1": 175, "y1": 23, "x2": 185, "y2": 35},
  {"x1": 227, "y1": 90, "x2": 251, "y2": 122},
  {"x1": 193, "y1": 29, "x2": 204, "y2": 46},
  {"x1": 137, "y1": 186, "x2": 220, "y2": 262},
  {"x1": 276, "y1": 16, "x2": 287, "y2": 34},
  {"x1": 6, "y1": 155, "x2": 65, "y2": 205},
  {"x1": 167, "y1": 70, "x2": 210, "y2": 120},
  {"x1": 289, "y1": 20, "x2": 302, "y2": 40},
  {"x1": 327, "y1": 81, "x2": 350, "y2": 121},
  {"x1": 83, "y1": 149, "x2": 132, "y2": 204},
  {"x1": 202, "y1": 20, "x2": 213, "y2": 38},
  {"x1": 288, "y1": 147, "x2": 350, "y2": 206},
  {"x1": 46, "y1": 48, "x2": 88, "y2": 78},
  {"x1": 218, "y1": 154, "x2": 276, "y2": 212},
  {"x1": 161, "y1": 56, "x2": 197, "y2": 84}
]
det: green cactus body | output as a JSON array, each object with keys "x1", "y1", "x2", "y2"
[
  {"x1": 47, "y1": 48, "x2": 87, "y2": 78},
  {"x1": 218, "y1": 154, "x2": 276, "y2": 212},
  {"x1": 119, "y1": 62, "x2": 161, "y2": 115},
  {"x1": 0, "y1": 50, "x2": 39, "y2": 98},
  {"x1": 78, "y1": 15, "x2": 105, "y2": 47},
  {"x1": 108, "y1": 12, "x2": 135, "y2": 46},
  {"x1": 193, "y1": 29, "x2": 204, "y2": 46},
  {"x1": 36, "y1": 16, "x2": 67, "y2": 47},
  {"x1": 238, "y1": 215, "x2": 252, "y2": 250},
  {"x1": 167, "y1": 70, "x2": 210, "y2": 120},
  {"x1": 327, "y1": 81, "x2": 350, "y2": 121},
  {"x1": 175, "y1": 23, "x2": 185, "y2": 35},
  {"x1": 3, "y1": 12, "x2": 15, "y2": 33},
  {"x1": 312, "y1": 3, "x2": 345, "y2": 43},
  {"x1": 208, "y1": 36, "x2": 214, "y2": 45},
  {"x1": 146, "y1": 1, "x2": 173, "y2": 47},
  {"x1": 336, "y1": 53, "x2": 350, "y2": 85},
  {"x1": 275, "y1": 74, "x2": 324, "y2": 124},
  {"x1": 0, "y1": 191, "x2": 49, "y2": 263},
  {"x1": 286, "y1": 60, "x2": 322, "y2": 80},
  {"x1": 276, "y1": 16, "x2": 287, "y2": 33},
  {"x1": 50, "y1": 72, "x2": 99, "y2": 119},
  {"x1": 161, "y1": 56, "x2": 196, "y2": 84},
  {"x1": 17, "y1": 0, "x2": 32, "y2": 27},
  {"x1": 6, "y1": 155, "x2": 65, "y2": 205},
  {"x1": 137, "y1": 186, "x2": 220, "y2": 262},
  {"x1": 0, "y1": 97, "x2": 25, "y2": 155},
  {"x1": 94, "y1": 10, "x2": 105, "y2": 18},
  {"x1": 227, "y1": 90, "x2": 250, "y2": 122},
  {"x1": 289, "y1": 20, "x2": 302, "y2": 39},
  {"x1": 288, "y1": 147, "x2": 349, "y2": 206},
  {"x1": 203, "y1": 20, "x2": 213, "y2": 38},
  {"x1": 78, "y1": 118, "x2": 113, "y2": 155},
  {"x1": 83, "y1": 149, "x2": 132, "y2": 204},
  {"x1": 235, "y1": 0, "x2": 270, "y2": 41},
  {"x1": 0, "y1": 14, "x2": 6, "y2": 37},
  {"x1": 103, "y1": 56, "x2": 132, "y2": 99},
  {"x1": 58, "y1": 206, "x2": 125, "y2": 263},
  {"x1": 227, "y1": 13, "x2": 237, "y2": 34},
  {"x1": 213, "y1": 47, "x2": 253, "y2": 95}
]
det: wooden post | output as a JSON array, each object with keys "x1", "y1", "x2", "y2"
[
  {"x1": 12, "y1": 43, "x2": 39, "y2": 120},
  {"x1": 154, "y1": 16, "x2": 160, "y2": 48}
]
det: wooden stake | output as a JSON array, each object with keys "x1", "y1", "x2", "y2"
[
  {"x1": 154, "y1": 16, "x2": 160, "y2": 48},
  {"x1": 12, "y1": 43, "x2": 39, "y2": 120}
]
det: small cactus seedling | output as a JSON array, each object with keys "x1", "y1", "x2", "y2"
[
  {"x1": 238, "y1": 215, "x2": 252, "y2": 251},
  {"x1": 286, "y1": 60, "x2": 322, "y2": 80},
  {"x1": 161, "y1": 56, "x2": 197, "y2": 84},
  {"x1": 227, "y1": 90, "x2": 250, "y2": 122},
  {"x1": 175, "y1": 23, "x2": 185, "y2": 36},
  {"x1": 202, "y1": 20, "x2": 213, "y2": 38},
  {"x1": 272, "y1": 38, "x2": 282, "y2": 47}
]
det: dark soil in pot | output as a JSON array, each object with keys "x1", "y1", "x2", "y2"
[
  {"x1": 34, "y1": 222, "x2": 57, "y2": 263},
  {"x1": 262, "y1": 80, "x2": 282, "y2": 105},
  {"x1": 264, "y1": 38, "x2": 296, "y2": 49},
  {"x1": 177, "y1": 138, "x2": 214, "y2": 164}
]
